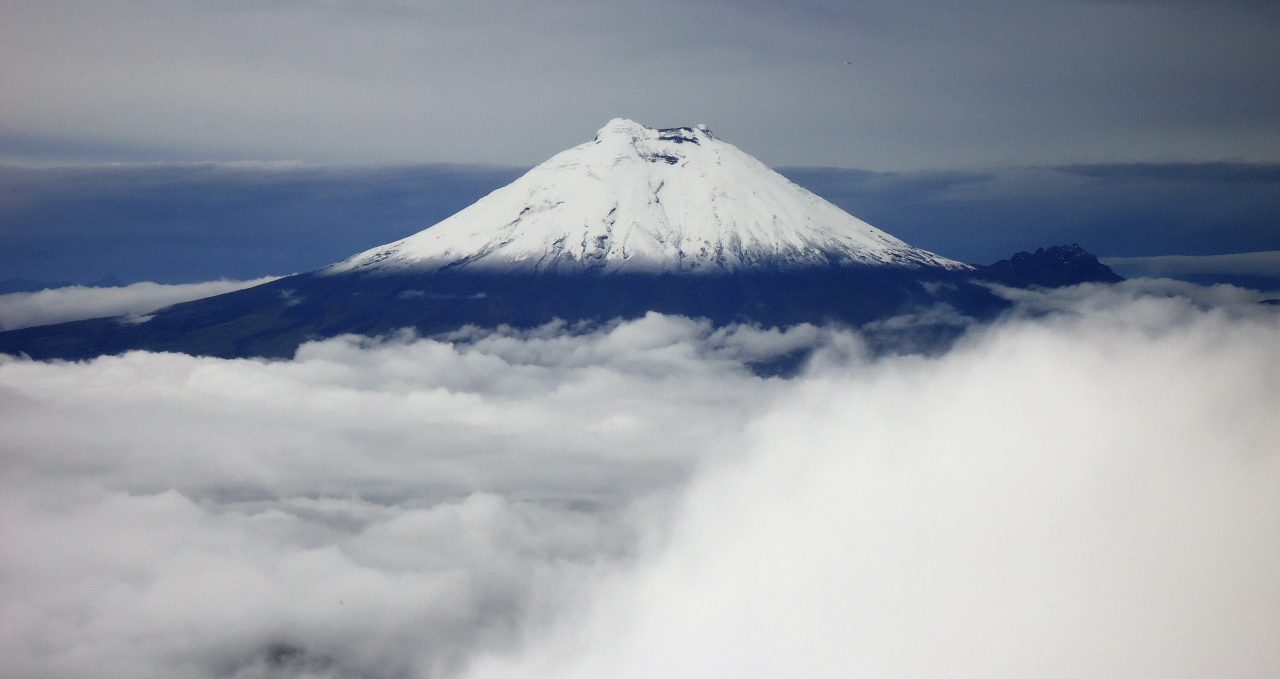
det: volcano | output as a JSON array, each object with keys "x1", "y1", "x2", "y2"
[
  {"x1": 0, "y1": 120, "x2": 1117, "y2": 361},
  {"x1": 329, "y1": 118, "x2": 966, "y2": 275}
]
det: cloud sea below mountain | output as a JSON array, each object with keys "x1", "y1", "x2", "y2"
[{"x1": 1, "y1": 279, "x2": 1276, "y2": 679}]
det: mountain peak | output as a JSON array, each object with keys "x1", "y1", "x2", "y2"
[
  {"x1": 595, "y1": 118, "x2": 715, "y2": 144},
  {"x1": 328, "y1": 119, "x2": 968, "y2": 275},
  {"x1": 978, "y1": 244, "x2": 1123, "y2": 287}
]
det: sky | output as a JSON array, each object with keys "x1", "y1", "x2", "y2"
[
  {"x1": 2, "y1": 0, "x2": 1278, "y2": 169},
  {"x1": 2, "y1": 281, "x2": 1277, "y2": 678}
]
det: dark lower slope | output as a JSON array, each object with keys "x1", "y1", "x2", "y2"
[
  {"x1": 0, "y1": 268, "x2": 1000, "y2": 361},
  {"x1": 0, "y1": 245, "x2": 1122, "y2": 362}
]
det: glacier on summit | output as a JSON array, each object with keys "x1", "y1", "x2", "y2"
[{"x1": 328, "y1": 118, "x2": 968, "y2": 275}]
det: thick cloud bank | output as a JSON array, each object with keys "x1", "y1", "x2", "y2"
[
  {"x1": 1, "y1": 283, "x2": 1277, "y2": 679},
  {"x1": 0, "y1": 277, "x2": 281, "y2": 330}
]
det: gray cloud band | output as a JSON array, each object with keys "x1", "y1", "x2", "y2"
[{"x1": 2, "y1": 1, "x2": 1277, "y2": 168}]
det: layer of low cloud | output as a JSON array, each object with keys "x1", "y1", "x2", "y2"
[
  {"x1": 469, "y1": 285, "x2": 1280, "y2": 679},
  {"x1": 1104, "y1": 250, "x2": 1280, "y2": 287},
  {"x1": 0, "y1": 277, "x2": 281, "y2": 331},
  {"x1": 1, "y1": 283, "x2": 1277, "y2": 678}
]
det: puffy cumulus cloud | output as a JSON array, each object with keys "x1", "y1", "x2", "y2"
[
  {"x1": 0, "y1": 314, "x2": 806, "y2": 679},
  {"x1": 2, "y1": 286, "x2": 1278, "y2": 679},
  {"x1": 0, "y1": 277, "x2": 282, "y2": 330},
  {"x1": 464, "y1": 285, "x2": 1280, "y2": 679}
]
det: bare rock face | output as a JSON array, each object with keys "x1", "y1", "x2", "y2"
[
  {"x1": 327, "y1": 118, "x2": 967, "y2": 276},
  {"x1": 978, "y1": 244, "x2": 1123, "y2": 288}
]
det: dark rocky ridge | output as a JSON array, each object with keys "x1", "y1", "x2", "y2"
[{"x1": 979, "y1": 243, "x2": 1123, "y2": 288}]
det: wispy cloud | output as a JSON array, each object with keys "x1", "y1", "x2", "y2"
[
  {"x1": 1103, "y1": 250, "x2": 1280, "y2": 286},
  {"x1": 468, "y1": 285, "x2": 1280, "y2": 678},
  {"x1": 0, "y1": 277, "x2": 280, "y2": 330}
]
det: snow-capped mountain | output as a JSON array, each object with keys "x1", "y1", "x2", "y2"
[
  {"x1": 328, "y1": 119, "x2": 967, "y2": 275},
  {"x1": 0, "y1": 119, "x2": 1120, "y2": 362}
]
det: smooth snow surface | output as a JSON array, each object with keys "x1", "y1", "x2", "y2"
[{"x1": 329, "y1": 119, "x2": 968, "y2": 274}]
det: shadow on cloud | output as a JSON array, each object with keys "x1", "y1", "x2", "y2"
[{"x1": 1, "y1": 281, "x2": 1277, "y2": 678}]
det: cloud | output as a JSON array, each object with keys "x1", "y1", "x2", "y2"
[
  {"x1": 1103, "y1": 251, "x2": 1280, "y2": 288},
  {"x1": 1, "y1": 285, "x2": 1277, "y2": 678},
  {"x1": 0, "y1": 314, "x2": 797, "y2": 679},
  {"x1": 1, "y1": 1, "x2": 1277, "y2": 169},
  {"x1": 983, "y1": 276, "x2": 1278, "y2": 315},
  {"x1": 0, "y1": 277, "x2": 281, "y2": 331},
  {"x1": 464, "y1": 284, "x2": 1280, "y2": 679}
]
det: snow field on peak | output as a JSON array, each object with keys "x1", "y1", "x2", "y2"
[{"x1": 329, "y1": 119, "x2": 969, "y2": 275}]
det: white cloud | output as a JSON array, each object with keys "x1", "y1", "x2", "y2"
[
  {"x1": 467, "y1": 286, "x2": 1280, "y2": 678},
  {"x1": 0, "y1": 277, "x2": 281, "y2": 330},
  {"x1": 1103, "y1": 250, "x2": 1280, "y2": 283},
  {"x1": 0, "y1": 314, "x2": 792, "y2": 679},
  {"x1": 0, "y1": 284, "x2": 1276, "y2": 678}
]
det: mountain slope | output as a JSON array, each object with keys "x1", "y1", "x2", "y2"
[
  {"x1": 0, "y1": 120, "x2": 1121, "y2": 362},
  {"x1": 328, "y1": 119, "x2": 967, "y2": 275}
]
